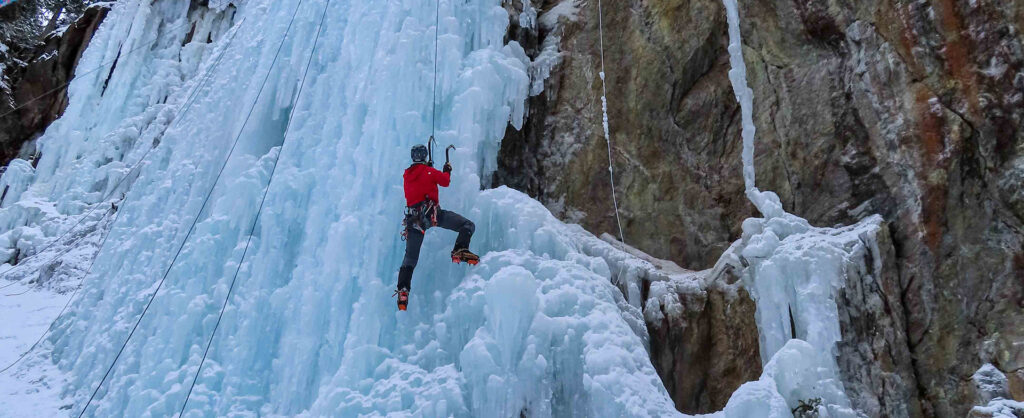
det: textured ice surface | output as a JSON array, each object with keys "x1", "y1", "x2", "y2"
[
  {"x1": 0, "y1": 0, "x2": 893, "y2": 415},
  {"x1": 0, "y1": 0, "x2": 680, "y2": 416}
]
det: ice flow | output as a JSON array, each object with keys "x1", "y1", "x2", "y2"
[
  {"x1": 0, "y1": 0, "x2": 681, "y2": 416},
  {"x1": 712, "y1": 0, "x2": 882, "y2": 416},
  {"x1": 0, "y1": 0, "x2": 890, "y2": 416}
]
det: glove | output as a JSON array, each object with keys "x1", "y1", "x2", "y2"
[{"x1": 443, "y1": 162, "x2": 452, "y2": 174}]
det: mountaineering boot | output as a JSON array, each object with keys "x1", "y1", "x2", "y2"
[
  {"x1": 394, "y1": 288, "x2": 410, "y2": 311},
  {"x1": 451, "y1": 248, "x2": 479, "y2": 265}
]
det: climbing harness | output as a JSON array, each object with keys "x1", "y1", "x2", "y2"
[
  {"x1": 596, "y1": 0, "x2": 627, "y2": 249},
  {"x1": 402, "y1": 198, "x2": 439, "y2": 240},
  {"x1": 178, "y1": 0, "x2": 332, "y2": 413},
  {"x1": 0, "y1": 17, "x2": 246, "y2": 292},
  {"x1": 400, "y1": 144, "x2": 454, "y2": 241},
  {"x1": 75, "y1": 5, "x2": 298, "y2": 416}
]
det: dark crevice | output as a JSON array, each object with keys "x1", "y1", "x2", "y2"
[
  {"x1": 182, "y1": 22, "x2": 197, "y2": 46},
  {"x1": 99, "y1": 46, "x2": 122, "y2": 96},
  {"x1": 788, "y1": 304, "x2": 797, "y2": 339}
]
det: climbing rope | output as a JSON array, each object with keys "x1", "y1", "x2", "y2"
[
  {"x1": 75, "y1": 4, "x2": 305, "y2": 415},
  {"x1": 0, "y1": 207, "x2": 119, "y2": 374},
  {"x1": 596, "y1": 0, "x2": 627, "y2": 249},
  {"x1": 178, "y1": 1, "x2": 331, "y2": 414},
  {"x1": 0, "y1": 17, "x2": 246, "y2": 292},
  {"x1": 0, "y1": 19, "x2": 245, "y2": 376},
  {"x1": 0, "y1": 18, "x2": 199, "y2": 120},
  {"x1": 430, "y1": 0, "x2": 440, "y2": 138}
]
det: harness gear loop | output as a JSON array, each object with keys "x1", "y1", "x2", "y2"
[{"x1": 401, "y1": 197, "x2": 439, "y2": 240}]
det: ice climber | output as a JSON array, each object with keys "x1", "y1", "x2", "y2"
[{"x1": 395, "y1": 143, "x2": 479, "y2": 311}]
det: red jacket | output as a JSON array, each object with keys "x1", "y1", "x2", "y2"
[{"x1": 404, "y1": 163, "x2": 450, "y2": 206}]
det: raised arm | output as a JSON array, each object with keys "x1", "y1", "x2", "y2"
[{"x1": 430, "y1": 166, "x2": 451, "y2": 187}]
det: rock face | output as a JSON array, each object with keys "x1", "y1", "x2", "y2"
[
  {"x1": 833, "y1": 222, "x2": 922, "y2": 417},
  {"x1": 571, "y1": 229, "x2": 762, "y2": 415},
  {"x1": 498, "y1": 0, "x2": 1024, "y2": 416},
  {"x1": 0, "y1": 3, "x2": 109, "y2": 165},
  {"x1": 644, "y1": 266, "x2": 761, "y2": 413}
]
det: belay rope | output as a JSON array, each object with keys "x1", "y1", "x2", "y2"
[
  {"x1": 0, "y1": 14, "x2": 246, "y2": 376},
  {"x1": 400, "y1": 0, "x2": 445, "y2": 241},
  {"x1": 596, "y1": 0, "x2": 627, "y2": 250},
  {"x1": 178, "y1": 0, "x2": 333, "y2": 413},
  {"x1": 76, "y1": 3, "x2": 305, "y2": 416},
  {"x1": 430, "y1": 0, "x2": 440, "y2": 139}
]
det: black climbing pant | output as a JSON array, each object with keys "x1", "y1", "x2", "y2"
[{"x1": 397, "y1": 209, "x2": 475, "y2": 290}]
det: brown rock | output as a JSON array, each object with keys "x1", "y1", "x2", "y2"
[
  {"x1": 645, "y1": 268, "x2": 761, "y2": 414},
  {"x1": 0, "y1": 4, "x2": 109, "y2": 165},
  {"x1": 834, "y1": 223, "x2": 922, "y2": 416},
  {"x1": 1009, "y1": 369, "x2": 1024, "y2": 401},
  {"x1": 498, "y1": 0, "x2": 1024, "y2": 416}
]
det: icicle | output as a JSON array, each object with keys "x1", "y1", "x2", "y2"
[{"x1": 722, "y1": 0, "x2": 782, "y2": 217}]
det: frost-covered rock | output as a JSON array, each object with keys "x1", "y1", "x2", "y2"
[
  {"x1": 570, "y1": 232, "x2": 761, "y2": 414},
  {"x1": 974, "y1": 364, "x2": 1013, "y2": 405},
  {"x1": 969, "y1": 398, "x2": 1024, "y2": 418}
]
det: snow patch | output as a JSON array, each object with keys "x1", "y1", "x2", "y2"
[{"x1": 538, "y1": 0, "x2": 580, "y2": 31}]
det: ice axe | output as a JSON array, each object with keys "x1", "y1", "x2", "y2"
[
  {"x1": 445, "y1": 145, "x2": 456, "y2": 164},
  {"x1": 427, "y1": 135, "x2": 438, "y2": 167}
]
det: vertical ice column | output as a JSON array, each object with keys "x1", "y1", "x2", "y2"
[
  {"x1": 717, "y1": 0, "x2": 875, "y2": 416},
  {"x1": 721, "y1": 0, "x2": 781, "y2": 217}
]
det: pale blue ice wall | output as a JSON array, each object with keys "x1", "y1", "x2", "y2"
[{"x1": 0, "y1": 0, "x2": 682, "y2": 416}]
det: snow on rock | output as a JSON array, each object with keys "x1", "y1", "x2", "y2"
[
  {"x1": 969, "y1": 398, "x2": 1024, "y2": 418},
  {"x1": 522, "y1": 0, "x2": 579, "y2": 97},
  {"x1": 537, "y1": 0, "x2": 580, "y2": 31},
  {"x1": 973, "y1": 363, "x2": 1013, "y2": 404},
  {"x1": 568, "y1": 198, "x2": 881, "y2": 417}
]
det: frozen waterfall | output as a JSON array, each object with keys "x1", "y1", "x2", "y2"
[
  {"x1": 0, "y1": 0, "x2": 891, "y2": 416},
  {"x1": 0, "y1": 0, "x2": 679, "y2": 416}
]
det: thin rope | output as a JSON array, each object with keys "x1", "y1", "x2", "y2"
[
  {"x1": 0, "y1": 206, "x2": 119, "y2": 374},
  {"x1": 0, "y1": 19, "x2": 245, "y2": 376},
  {"x1": 596, "y1": 0, "x2": 626, "y2": 249},
  {"x1": 0, "y1": 18, "x2": 196, "y2": 120},
  {"x1": 178, "y1": 4, "x2": 330, "y2": 414},
  {"x1": 430, "y1": 0, "x2": 440, "y2": 137},
  {"x1": 0, "y1": 18, "x2": 245, "y2": 291},
  {"x1": 75, "y1": 4, "x2": 305, "y2": 415}
]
